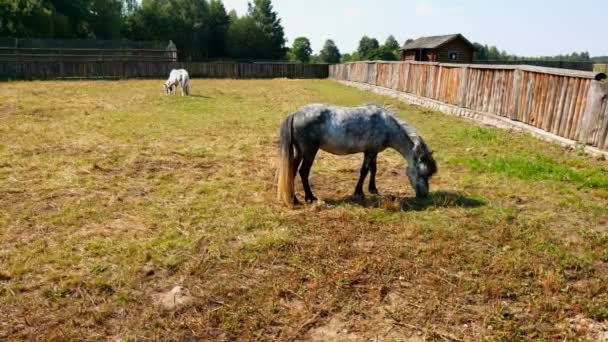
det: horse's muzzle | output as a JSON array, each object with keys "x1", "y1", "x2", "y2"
[{"x1": 415, "y1": 182, "x2": 429, "y2": 199}]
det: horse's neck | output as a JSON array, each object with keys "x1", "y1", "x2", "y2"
[{"x1": 388, "y1": 119, "x2": 417, "y2": 163}]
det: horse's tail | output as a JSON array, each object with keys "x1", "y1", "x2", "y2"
[{"x1": 277, "y1": 113, "x2": 295, "y2": 206}]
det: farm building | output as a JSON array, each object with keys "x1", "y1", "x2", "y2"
[{"x1": 400, "y1": 33, "x2": 474, "y2": 63}]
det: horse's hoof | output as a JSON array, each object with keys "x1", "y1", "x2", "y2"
[
  {"x1": 368, "y1": 188, "x2": 379, "y2": 195},
  {"x1": 353, "y1": 193, "x2": 365, "y2": 201},
  {"x1": 305, "y1": 196, "x2": 318, "y2": 203},
  {"x1": 293, "y1": 197, "x2": 301, "y2": 205}
]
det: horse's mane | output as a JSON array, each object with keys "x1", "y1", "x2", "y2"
[
  {"x1": 384, "y1": 110, "x2": 421, "y2": 145},
  {"x1": 386, "y1": 111, "x2": 437, "y2": 174},
  {"x1": 360, "y1": 103, "x2": 420, "y2": 141}
]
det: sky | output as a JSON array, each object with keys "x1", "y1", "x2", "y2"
[{"x1": 216, "y1": 0, "x2": 608, "y2": 57}]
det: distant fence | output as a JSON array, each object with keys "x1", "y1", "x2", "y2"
[
  {"x1": 475, "y1": 60, "x2": 593, "y2": 72},
  {"x1": 0, "y1": 47, "x2": 176, "y2": 62},
  {"x1": 595, "y1": 64, "x2": 608, "y2": 73},
  {"x1": 0, "y1": 61, "x2": 329, "y2": 80},
  {"x1": 330, "y1": 61, "x2": 608, "y2": 152},
  {"x1": 0, "y1": 37, "x2": 167, "y2": 49}
]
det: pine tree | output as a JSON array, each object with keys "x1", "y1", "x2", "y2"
[
  {"x1": 247, "y1": 0, "x2": 286, "y2": 59},
  {"x1": 290, "y1": 37, "x2": 312, "y2": 63},
  {"x1": 319, "y1": 39, "x2": 341, "y2": 64}
]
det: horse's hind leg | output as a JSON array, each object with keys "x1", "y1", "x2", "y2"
[
  {"x1": 354, "y1": 152, "x2": 375, "y2": 198},
  {"x1": 368, "y1": 154, "x2": 379, "y2": 195},
  {"x1": 292, "y1": 148, "x2": 303, "y2": 205},
  {"x1": 299, "y1": 148, "x2": 318, "y2": 203}
]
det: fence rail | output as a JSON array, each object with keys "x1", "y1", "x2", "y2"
[
  {"x1": 595, "y1": 64, "x2": 608, "y2": 73},
  {"x1": 475, "y1": 60, "x2": 593, "y2": 72},
  {"x1": 0, "y1": 47, "x2": 176, "y2": 62},
  {"x1": 0, "y1": 61, "x2": 329, "y2": 80},
  {"x1": 0, "y1": 37, "x2": 167, "y2": 49},
  {"x1": 330, "y1": 61, "x2": 608, "y2": 152}
]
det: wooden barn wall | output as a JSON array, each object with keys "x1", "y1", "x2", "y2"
[
  {"x1": 435, "y1": 40, "x2": 474, "y2": 63},
  {"x1": 329, "y1": 61, "x2": 608, "y2": 151}
]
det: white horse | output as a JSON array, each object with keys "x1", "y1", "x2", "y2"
[{"x1": 164, "y1": 69, "x2": 190, "y2": 96}]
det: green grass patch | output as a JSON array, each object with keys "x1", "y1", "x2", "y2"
[{"x1": 455, "y1": 155, "x2": 608, "y2": 189}]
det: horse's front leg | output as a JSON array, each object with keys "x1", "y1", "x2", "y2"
[
  {"x1": 354, "y1": 152, "x2": 374, "y2": 198},
  {"x1": 299, "y1": 149, "x2": 318, "y2": 203},
  {"x1": 368, "y1": 154, "x2": 379, "y2": 195}
]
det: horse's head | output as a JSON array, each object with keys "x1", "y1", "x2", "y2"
[
  {"x1": 163, "y1": 82, "x2": 173, "y2": 94},
  {"x1": 407, "y1": 141, "x2": 437, "y2": 198}
]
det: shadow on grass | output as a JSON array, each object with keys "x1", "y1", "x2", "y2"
[
  {"x1": 325, "y1": 191, "x2": 485, "y2": 211},
  {"x1": 189, "y1": 94, "x2": 213, "y2": 99}
]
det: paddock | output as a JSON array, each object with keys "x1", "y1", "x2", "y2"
[{"x1": 1, "y1": 79, "x2": 607, "y2": 340}]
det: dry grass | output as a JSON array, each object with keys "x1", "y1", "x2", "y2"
[{"x1": 1, "y1": 79, "x2": 608, "y2": 341}]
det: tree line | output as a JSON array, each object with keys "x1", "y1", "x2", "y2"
[
  {"x1": 0, "y1": 0, "x2": 340, "y2": 62},
  {"x1": 473, "y1": 43, "x2": 597, "y2": 63},
  {"x1": 0, "y1": 0, "x2": 398, "y2": 63},
  {"x1": 0, "y1": 1, "x2": 602, "y2": 64}
]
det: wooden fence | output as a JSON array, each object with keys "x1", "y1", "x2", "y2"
[
  {"x1": 330, "y1": 61, "x2": 608, "y2": 151},
  {"x1": 0, "y1": 61, "x2": 329, "y2": 80},
  {"x1": 0, "y1": 47, "x2": 176, "y2": 62},
  {"x1": 595, "y1": 64, "x2": 608, "y2": 73}
]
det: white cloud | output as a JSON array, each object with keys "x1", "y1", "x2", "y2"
[{"x1": 415, "y1": 2, "x2": 434, "y2": 16}]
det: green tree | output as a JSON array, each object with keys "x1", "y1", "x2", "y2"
[
  {"x1": 376, "y1": 35, "x2": 399, "y2": 60},
  {"x1": 122, "y1": 0, "x2": 137, "y2": 15},
  {"x1": 226, "y1": 15, "x2": 267, "y2": 59},
  {"x1": 0, "y1": 0, "x2": 132, "y2": 39},
  {"x1": 89, "y1": 0, "x2": 124, "y2": 39},
  {"x1": 473, "y1": 43, "x2": 488, "y2": 60},
  {"x1": 319, "y1": 39, "x2": 341, "y2": 64},
  {"x1": 341, "y1": 52, "x2": 360, "y2": 62},
  {"x1": 48, "y1": 0, "x2": 91, "y2": 38},
  {"x1": 309, "y1": 54, "x2": 322, "y2": 63},
  {"x1": 488, "y1": 46, "x2": 500, "y2": 60},
  {"x1": 247, "y1": 0, "x2": 286, "y2": 59},
  {"x1": 290, "y1": 36, "x2": 312, "y2": 63},
  {"x1": 207, "y1": 0, "x2": 230, "y2": 57},
  {"x1": 384, "y1": 35, "x2": 400, "y2": 51},
  {"x1": 124, "y1": 0, "x2": 212, "y2": 59},
  {"x1": 357, "y1": 36, "x2": 379, "y2": 60},
  {"x1": 0, "y1": 0, "x2": 53, "y2": 37}
]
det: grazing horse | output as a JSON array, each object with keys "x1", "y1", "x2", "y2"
[
  {"x1": 164, "y1": 69, "x2": 191, "y2": 96},
  {"x1": 277, "y1": 104, "x2": 437, "y2": 206}
]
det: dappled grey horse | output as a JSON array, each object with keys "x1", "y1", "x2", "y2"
[{"x1": 277, "y1": 104, "x2": 437, "y2": 205}]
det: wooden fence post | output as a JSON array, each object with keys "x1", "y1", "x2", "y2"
[
  {"x1": 579, "y1": 80, "x2": 608, "y2": 145},
  {"x1": 369, "y1": 62, "x2": 377, "y2": 85},
  {"x1": 509, "y1": 68, "x2": 523, "y2": 120},
  {"x1": 457, "y1": 65, "x2": 469, "y2": 107}
]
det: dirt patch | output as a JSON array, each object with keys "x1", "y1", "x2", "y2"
[{"x1": 152, "y1": 286, "x2": 195, "y2": 311}]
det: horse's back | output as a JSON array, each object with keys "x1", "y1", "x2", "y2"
[{"x1": 293, "y1": 104, "x2": 393, "y2": 155}]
